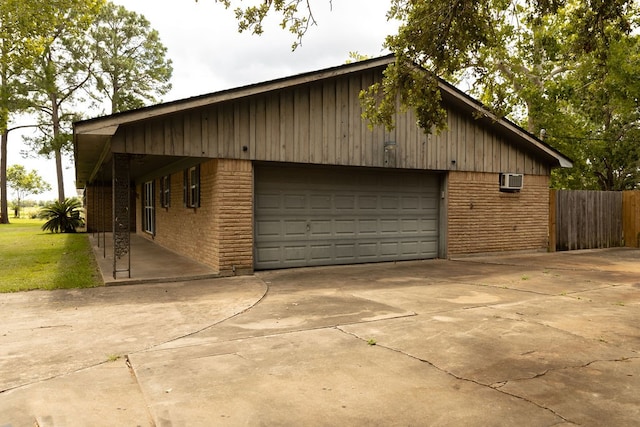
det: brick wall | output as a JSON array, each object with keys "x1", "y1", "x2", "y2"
[
  {"x1": 85, "y1": 185, "x2": 113, "y2": 232},
  {"x1": 447, "y1": 171, "x2": 550, "y2": 254},
  {"x1": 212, "y1": 159, "x2": 254, "y2": 274},
  {"x1": 85, "y1": 185, "x2": 136, "y2": 233},
  {"x1": 136, "y1": 158, "x2": 253, "y2": 275}
]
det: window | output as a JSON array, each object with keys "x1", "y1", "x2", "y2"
[
  {"x1": 160, "y1": 175, "x2": 171, "y2": 208},
  {"x1": 143, "y1": 180, "x2": 155, "y2": 235},
  {"x1": 183, "y1": 165, "x2": 200, "y2": 208}
]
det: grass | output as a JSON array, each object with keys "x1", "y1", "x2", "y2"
[
  {"x1": 106, "y1": 354, "x2": 122, "y2": 362},
  {"x1": 0, "y1": 218, "x2": 102, "y2": 292}
]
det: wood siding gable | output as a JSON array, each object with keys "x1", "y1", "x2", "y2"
[{"x1": 110, "y1": 68, "x2": 551, "y2": 175}]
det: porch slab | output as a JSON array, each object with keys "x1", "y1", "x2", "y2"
[{"x1": 89, "y1": 233, "x2": 220, "y2": 285}]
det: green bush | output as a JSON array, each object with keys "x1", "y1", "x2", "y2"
[{"x1": 39, "y1": 198, "x2": 85, "y2": 233}]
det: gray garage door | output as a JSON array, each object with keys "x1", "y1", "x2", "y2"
[{"x1": 254, "y1": 165, "x2": 440, "y2": 269}]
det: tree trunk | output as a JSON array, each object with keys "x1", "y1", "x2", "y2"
[
  {"x1": 0, "y1": 129, "x2": 8, "y2": 224},
  {"x1": 55, "y1": 147, "x2": 64, "y2": 202},
  {"x1": 51, "y1": 92, "x2": 65, "y2": 203}
]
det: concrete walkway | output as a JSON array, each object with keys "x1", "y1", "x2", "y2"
[
  {"x1": 89, "y1": 233, "x2": 220, "y2": 285},
  {"x1": 1, "y1": 247, "x2": 639, "y2": 426}
]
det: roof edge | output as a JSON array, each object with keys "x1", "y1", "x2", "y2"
[
  {"x1": 74, "y1": 55, "x2": 395, "y2": 135},
  {"x1": 74, "y1": 53, "x2": 572, "y2": 169},
  {"x1": 436, "y1": 78, "x2": 573, "y2": 168}
]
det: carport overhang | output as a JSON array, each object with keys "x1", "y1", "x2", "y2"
[{"x1": 73, "y1": 124, "x2": 202, "y2": 188}]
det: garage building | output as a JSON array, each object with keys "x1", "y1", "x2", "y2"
[{"x1": 74, "y1": 56, "x2": 572, "y2": 277}]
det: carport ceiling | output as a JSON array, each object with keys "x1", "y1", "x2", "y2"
[{"x1": 80, "y1": 153, "x2": 198, "y2": 185}]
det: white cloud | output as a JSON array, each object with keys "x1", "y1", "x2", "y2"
[{"x1": 114, "y1": 0, "x2": 397, "y2": 98}]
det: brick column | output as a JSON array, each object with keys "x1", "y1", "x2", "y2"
[{"x1": 213, "y1": 159, "x2": 254, "y2": 275}]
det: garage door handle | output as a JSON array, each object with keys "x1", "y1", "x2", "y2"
[{"x1": 306, "y1": 222, "x2": 310, "y2": 232}]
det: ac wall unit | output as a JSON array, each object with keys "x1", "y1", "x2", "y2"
[{"x1": 500, "y1": 173, "x2": 523, "y2": 192}]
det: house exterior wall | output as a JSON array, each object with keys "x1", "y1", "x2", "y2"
[
  {"x1": 85, "y1": 185, "x2": 113, "y2": 232},
  {"x1": 447, "y1": 171, "x2": 550, "y2": 254},
  {"x1": 86, "y1": 183, "x2": 138, "y2": 233},
  {"x1": 135, "y1": 158, "x2": 253, "y2": 275}
]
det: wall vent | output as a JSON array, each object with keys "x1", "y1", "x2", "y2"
[{"x1": 500, "y1": 173, "x2": 523, "y2": 192}]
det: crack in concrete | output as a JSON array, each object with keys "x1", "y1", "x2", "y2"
[
  {"x1": 0, "y1": 359, "x2": 115, "y2": 395},
  {"x1": 453, "y1": 258, "x2": 630, "y2": 275},
  {"x1": 335, "y1": 326, "x2": 576, "y2": 425},
  {"x1": 0, "y1": 280, "x2": 272, "y2": 396},
  {"x1": 492, "y1": 355, "x2": 640, "y2": 386},
  {"x1": 484, "y1": 304, "x2": 640, "y2": 354},
  {"x1": 124, "y1": 355, "x2": 157, "y2": 427},
  {"x1": 133, "y1": 278, "x2": 271, "y2": 354}
]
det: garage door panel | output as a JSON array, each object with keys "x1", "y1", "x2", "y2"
[
  {"x1": 335, "y1": 195, "x2": 356, "y2": 209},
  {"x1": 283, "y1": 221, "x2": 307, "y2": 237},
  {"x1": 255, "y1": 220, "x2": 282, "y2": 237},
  {"x1": 284, "y1": 195, "x2": 306, "y2": 209},
  {"x1": 310, "y1": 195, "x2": 332, "y2": 210},
  {"x1": 401, "y1": 219, "x2": 419, "y2": 233},
  {"x1": 309, "y1": 244, "x2": 332, "y2": 261},
  {"x1": 335, "y1": 220, "x2": 357, "y2": 236},
  {"x1": 401, "y1": 196, "x2": 420, "y2": 209},
  {"x1": 381, "y1": 196, "x2": 400, "y2": 209},
  {"x1": 357, "y1": 242, "x2": 378, "y2": 258},
  {"x1": 256, "y1": 194, "x2": 281, "y2": 210},
  {"x1": 380, "y1": 219, "x2": 400, "y2": 233},
  {"x1": 400, "y1": 241, "x2": 421, "y2": 255},
  {"x1": 421, "y1": 219, "x2": 438, "y2": 231},
  {"x1": 255, "y1": 246, "x2": 281, "y2": 266},
  {"x1": 283, "y1": 245, "x2": 306, "y2": 262},
  {"x1": 358, "y1": 219, "x2": 379, "y2": 235},
  {"x1": 358, "y1": 196, "x2": 378, "y2": 210},
  {"x1": 335, "y1": 244, "x2": 356, "y2": 259},
  {"x1": 255, "y1": 166, "x2": 440, "y2": 269},
  {"x1": 310, "y1": 220, "x2": 332, "y2": 236},
  {"x1": 380, "y1": 241, "x2": 399, "y2": 256}
]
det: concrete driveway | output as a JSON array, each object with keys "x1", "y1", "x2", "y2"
[{"x1": 1, "y1": 248, "x2": 638, "y2": 426}]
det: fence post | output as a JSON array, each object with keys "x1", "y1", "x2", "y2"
[
  {"x1": 623, "y1": 190, "x2": 640, "y2": 248},
  {"x1": 548, "y1": 189, "x2": 557, "y2": 252}
]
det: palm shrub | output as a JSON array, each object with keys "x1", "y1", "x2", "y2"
[{"x1": 39, "y1": 198, "x2": 85, "y2": 233}]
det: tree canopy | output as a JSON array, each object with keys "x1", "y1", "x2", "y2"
[
  {"x1": 88, "y1": 2, "x2": 173, "y2": 114},
  {"x1": 215, "y1": 0, "x2": 640, "y2": 190},
  {"x1": 21, "y1": 0, "x2": 172, "y2": 203},
  {"x1": 22, "y1": 0, "x2": 103, "y2": 203},
  {"x1": 0, "y1": 0, "x2": 174, "y2": 214},
  {"x1": 6, "y1": 164, "x2": 51, "y2": 216}
]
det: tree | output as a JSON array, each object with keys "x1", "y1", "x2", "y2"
[
  {"x1": 87, "y1": 2, "x2": 173, "y2": 114},
  {"x1": 6, "y1": 164, "x2": 51, "y2": 217},
  {"x1": 551, "y1": 34, "x2": 640, "y2": 190},
  {"x1": 212, "y1": 0, "x2": 320, "y2": 50},
  {"x1": 23, "y1": 1, "x2": 172, "y2": 205},
  {"x1": 22, "y1": 0, "x2": 103, "y2": 204},
  {"x1": 0, "y1": 0, "x2": 48, "y2": 224},
  {"x1": 363, "y1": 0, "x2": 637, "y2": 131}
]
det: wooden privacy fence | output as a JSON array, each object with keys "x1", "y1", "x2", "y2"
[{"x1": 550, "y1": 190, "x2": 640, "y2": 251}]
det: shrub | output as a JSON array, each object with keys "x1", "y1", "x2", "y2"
[{"x1": 39, "y1": 198, "x2": 85, "y2": 233}]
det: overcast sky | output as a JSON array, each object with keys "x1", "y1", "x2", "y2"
[{"x1": 8, "y1": 0, "x2": 397, "y2": 201}]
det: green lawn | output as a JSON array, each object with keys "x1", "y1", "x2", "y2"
[{"x1": 0, "y1": 218, "x2": 102, "y2": 292}]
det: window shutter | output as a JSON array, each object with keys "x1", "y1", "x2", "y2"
[{"x1": 183, "y1": 169, "x2": 188, "y2": 207}]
